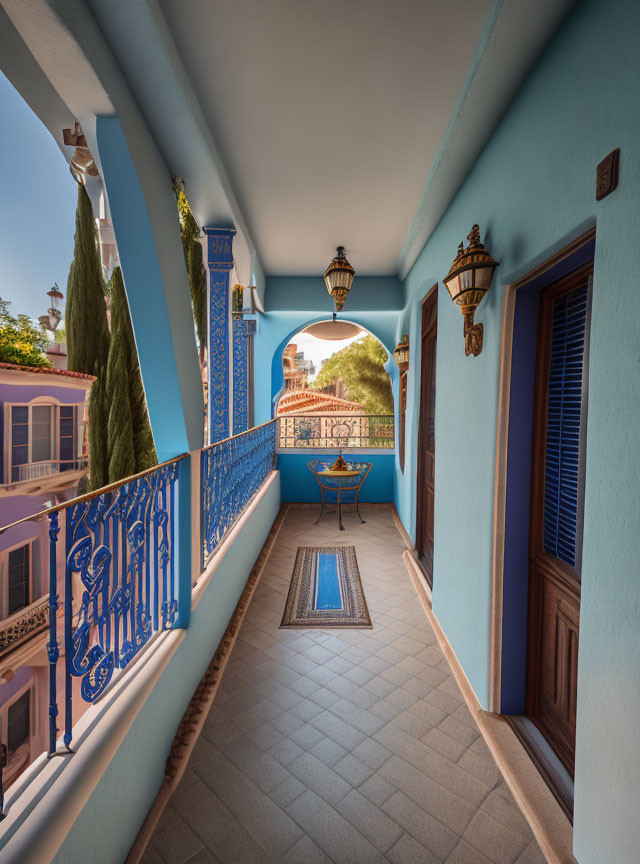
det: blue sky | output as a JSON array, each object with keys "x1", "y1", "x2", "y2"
[{"x1": 0, "y1": 71, "x2": 77, "y2": 322}]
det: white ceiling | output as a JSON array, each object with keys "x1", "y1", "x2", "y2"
[{"x1": 158, "y1": 0, "x2": 492, "y2": 276}]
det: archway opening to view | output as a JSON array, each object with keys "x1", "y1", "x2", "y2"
[{"x1": 276, "y1": 320, "x2": 394, "y2": 450}]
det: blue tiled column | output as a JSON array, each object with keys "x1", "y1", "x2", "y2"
[
  {"x1": 204, "y1": 228, "x2": 235, "y2": 444},
  {"x1": 232, "y1": 316, "x2": 248, "y2": 434}
]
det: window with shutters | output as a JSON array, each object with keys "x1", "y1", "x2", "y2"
[
  {"x1": 6, "y1": 402, "x2": 78, "y2": 480},
  {"x1": 8, "y1": 543, "x2": 30, "y2": 614}
]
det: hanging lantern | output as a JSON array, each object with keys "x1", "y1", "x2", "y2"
[
  {"x1": 323, "y1": 246, "x2": 355, "y2": 320},
  {"x1": 63, "y1": 121, "x2": 99, "y2": 186},
  {"x1": 443, "y1": 224, "x2": 499, "y2": 357}
]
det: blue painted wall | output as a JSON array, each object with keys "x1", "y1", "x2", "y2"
[
  {"x1": 278, "y1": 453, "x2": 394, "y2": 503},
  {"x1": 52, "y1": 475, "x2": 281, "y2": 864},
  {"x1": 265, "y1": 276, "x2": 404, "y2": 313},
  {"x1": 396, "y1": 0, "x2": 640, "y2": 859}
]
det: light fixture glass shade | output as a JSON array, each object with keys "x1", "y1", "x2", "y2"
[
  {"x1": 70, "y1": 146, "x2": 99, "y2": 186},
  {"x1": 443, "y1": 225, "x2": 499, "y2": 357},
  {"x1": 324, "y1": 246, "x2": 355, "y2": 312},
  {"x1": 443, "y1": 225, "x2": 499, "y2": 312}
]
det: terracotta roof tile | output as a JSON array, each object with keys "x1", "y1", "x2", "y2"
[{"x1": 0, "y1": 362, "x2": 96, "y2": 381}]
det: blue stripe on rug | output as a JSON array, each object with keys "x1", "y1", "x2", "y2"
[{"x1": 314, "y1": 553, "x2": 342, "y2": 610}]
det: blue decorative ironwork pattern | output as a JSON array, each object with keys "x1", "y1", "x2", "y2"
[
  {"x1": 232, "y1": 317, "x2": 249, "y2": 435},
  {"x1": 205, "y1": 228, "x2": 235, "y2": 445},
  {"x1": 47, "y1": 513, "x2": 60, "y2": 756},
  {"x1": 39, "y1": 461, "x2": 182, "y2": 753},
  {"x1": 63, "y1": 463, "x2": 179, "y2": 709},
  {"x1": 201, "y1": 421, "x2": 276, "y2": 564},
  {"x1": 12, "y1": 418, "x2": 277, "y2": 765}
]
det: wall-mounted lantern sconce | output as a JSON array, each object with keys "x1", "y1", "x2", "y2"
[
  {"x1": 393, "y1": 334, "x2": 410, "y2": 372},
  {"x1": 443, "y1": 224, "x2": 499, "y2": 357},
  {"x1": 324, "y1": 246, "x2": 356, "y2": 321},
  {"x1": 393, "y1": 334, "x2": 410, "y2": 472}
]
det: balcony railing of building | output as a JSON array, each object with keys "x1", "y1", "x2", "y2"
[
  {"x1": 277, "y1": 413, "x2": 395, "y2": 449},
  {"x1": 0, "y1": 420, "x2": 277, "y2": 811},
  {"x1": 0, "y1": 596, "x2": 49, "y2": 658},
  {"x1": 14, "y1": 459, "x2": 89, "y2": 482}
]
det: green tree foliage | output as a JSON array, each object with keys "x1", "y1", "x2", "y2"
[
  {"x1": 310, "y1": 335, "x2": 393, "y2": 415},
  {"x1": 0, "y1": 299, "x2": 52, "y2": 368},
  {"x1": 106, "y1": 267, "x2": 157, "y2": 482},
  {"x1": 175, "y1": 185, "x2": 207, "y2": 364},
  {"x1": 66, "y1": 185, "x2": 110, "y2": 490},
  {"x1": 106, "y1": 268, "x2": 135, "y2": 482}
]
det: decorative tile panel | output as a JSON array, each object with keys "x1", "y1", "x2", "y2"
[
  {"x1": 204, "y1": 228, "x2": 235, "y2": 444},
  {"x1": 232, "y1": 317, "x2": 248, "y2": 435}
]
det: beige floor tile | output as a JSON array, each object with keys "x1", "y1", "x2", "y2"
[
  {"x1": 481, "y1": 789, "x2": 535, "y2": 842},
  {"x1": 386, "y1": 832, "x2": 442, "y2": 864},
  {"x1": 446, "y1": 838, "x2": 494, "y2": 863},
  {"x1": 277, "y1": 835, "x2": 332, "y2": 864},
  {"x1": 463, "y1": 810, "x2": 528, "y2": 864},
  {"x1": 338, "y1": 788, "x2": 404, "y2": 852},
  {"x1": 383, "y1": 790, "x2": 460, "y2": 861},
  {"x1": 286, "y1": 790, "x2": 387, "y2": 864},
  {"x1": 287, "y1": 750, "x2": 352, "y2": 805},
  {"x1": 149, "y1": 506, "x2": 543, "y2": 864}
]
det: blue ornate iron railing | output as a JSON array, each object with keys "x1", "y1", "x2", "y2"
[
  {"x1": 46, "y1": 457, "x2": 186, "y2": 755},
  {"x1": 0, "y1": 420, "x2": 278, "y2": 805},
  {"x1": 201, "y1": 420, "x2": 277, "y2": 564}
]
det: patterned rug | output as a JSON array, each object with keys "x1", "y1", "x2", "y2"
[{"x1": 281, "y1": 546, "x2": 372, "y2": 628}]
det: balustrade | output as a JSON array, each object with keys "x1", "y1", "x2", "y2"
[
  {"x1": 17, "y1": 459, "x2": 89, "y2": 482},
  {"x1": 0, "y1": 420, "x2": 277, "y2": 809},
  {"x1": 277, "y1": 413, "x2": 394, "y2": 449},
  {"x1": 201, "y1": 420, "x2": 277, "y2": 564}
]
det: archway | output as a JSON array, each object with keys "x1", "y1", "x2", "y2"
[
  {"x1": 273, "y1": 319, "x2": 395, "y2": 453},
  {"x1": 270, "y1": 316, "x2": 396, "y2": 419}
]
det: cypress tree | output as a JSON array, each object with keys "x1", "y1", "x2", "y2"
[
  {"x1": 66, "y1": 185, "x2": 110, "y2": 490},
  {"x1": 107, "y1": 267, "x2": 157, "y2": 477},
  {"x1": 106, "y1": 268, "x2": 136, "y2": 483}
]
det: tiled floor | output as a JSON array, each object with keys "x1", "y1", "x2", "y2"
[{"x1": 146, "y1": 505, "x2": 545, "y2": 864}]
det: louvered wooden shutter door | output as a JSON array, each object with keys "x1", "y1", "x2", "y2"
[{"x1": 542, "y1": 283, "x2": 589, "y2": 569}]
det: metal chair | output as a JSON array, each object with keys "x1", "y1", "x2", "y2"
[{"x1": 307, "y1": 459, "x2": 372, "y2": 530}]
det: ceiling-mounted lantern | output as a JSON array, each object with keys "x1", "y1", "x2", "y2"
[
  {"x1": 323, "y1": 246, "x2": 355, "y2": 320},
  {"x1": 63, "y1": 121, "x2": 99, "y2": 186}
]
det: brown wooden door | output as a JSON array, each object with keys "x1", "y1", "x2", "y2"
[
  {"x1": 416, "y1": 288, "x2": 437, "y2": 586},
  {"x1": 527, "y1": 263, "x2": 592, "y2": 777}
]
